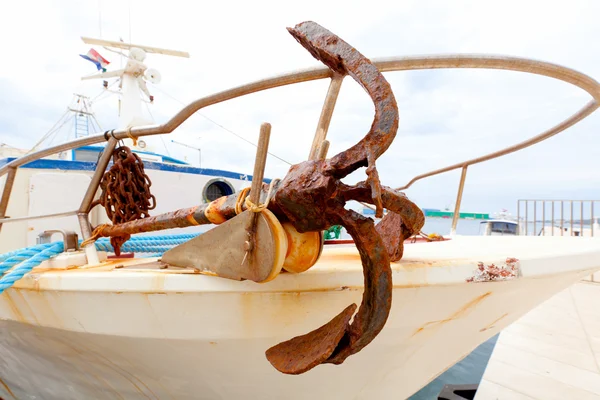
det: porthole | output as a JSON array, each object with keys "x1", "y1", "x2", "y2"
[{"x1": 203, "y1": 178, "x2": 235, "y2": 203}]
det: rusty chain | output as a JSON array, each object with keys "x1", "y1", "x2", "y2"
[{"x1": 91, "y1": 146, "x2": 156, "y2": 255}]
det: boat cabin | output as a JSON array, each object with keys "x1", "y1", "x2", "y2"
[{"x1": 479, "y1": 219, "x2": 519, "y2": 236}]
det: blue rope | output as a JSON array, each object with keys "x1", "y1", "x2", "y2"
[
  {"x1": 0, "y1": 243, "x2": 55, "y2": 263},
  {"x1": 0, "y1": 242, "x2": 64, "y2": 294},
  {"x1": 126, "y1": 233, "x2": 198, "y2": 241},
  {"x1": 92, "y1": 234, "x2": 198, "y2": 254},
  {"x1": 94, "y1": 241, "x2": 177, "y2": 254},
  {"x1": 0, "y1": 232, "x2": 203, "y2": 294}
]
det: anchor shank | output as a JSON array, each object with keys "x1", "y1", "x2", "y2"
[{"x1": 93, "y1": 184, "x2": 281, "y2": 239}]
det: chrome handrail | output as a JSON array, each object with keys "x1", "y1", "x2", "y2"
[
  {"x1": 517, "y1": 199, "x2": 600, "y2": 237},
  {"x1": 0, "y1": 54, "x2": 599, "y2": 239}
]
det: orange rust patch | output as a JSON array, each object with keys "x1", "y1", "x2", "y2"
[
  {"x1": 204, "y1": 196, "x2": 228, "y2": 224},
  {"x1": 412, "y1": 292, "x2": 492, "y2": 336},
  {"x1": 185, "y1": 207, "x2": 200, "y2": 226},
  {"x1": 480, "y1": 313, "x2": 508, "y2": 332},
  {"x1": 209, "y1": 341, "x2": 217, "y2": 345},
  {"x1": 0, "y1": 376, "x2": 16, "y2": 399},
  {"x1": 281, "y1": 223, "x2": 322, "y2": 274}
]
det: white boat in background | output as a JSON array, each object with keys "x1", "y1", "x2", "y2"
[
  {"x1": 478, "y1": 210, "x2": 519, "y2": 236},
  {"x1": 1, "y1": 20, "x2": 600, "y2": 400}
]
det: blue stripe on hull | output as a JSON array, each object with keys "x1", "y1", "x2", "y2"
[{"x1": 0, "y1": 157, "x2": 270, "y2": 182}]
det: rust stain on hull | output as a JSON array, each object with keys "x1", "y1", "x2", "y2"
[
  {"x1": 0, "y1": 376, "x2": 16, "y2": 399},
  {"x1": 480, "y1": 312, "x2": 509, "y2": 332},
  {"x1": 150, "y1": 274, "x2": 166, "y2": 293},
  {"x1": 2, "y1": 291, "x2": 25, "y2": 323},
  {"x1": 11, "y1": 289, "x2": 40, "y2": 325},
  {"x1": 412, "y1": 292, "x2": 492, "y2": 337}
]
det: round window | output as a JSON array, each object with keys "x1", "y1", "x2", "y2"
[{"x1": 203, "y1": 178, "x2": 235, "y2": 203}]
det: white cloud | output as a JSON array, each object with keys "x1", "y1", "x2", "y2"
[{"x1": 0, "y1": 0, "x2": 599, "y2": 215}]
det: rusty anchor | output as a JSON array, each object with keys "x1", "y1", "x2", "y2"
[
  {"x1": 86, "y1": 21, "x2": 425, "y2": 375},
  {"x1": 264, "y1": 21, "x2": 424, "y2": 374}
]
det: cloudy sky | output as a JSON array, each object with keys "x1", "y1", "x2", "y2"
[{"x1": 0, "y1": 0, "x2": 599, "y2": 216}]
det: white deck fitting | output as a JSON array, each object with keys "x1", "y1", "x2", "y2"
[{"x1": 475, "y1": 282, "x2": 600, "y2": 400}]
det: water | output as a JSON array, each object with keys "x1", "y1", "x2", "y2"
[{"x1": 408, "y1": 335, "x2": 500, "y2": 400}]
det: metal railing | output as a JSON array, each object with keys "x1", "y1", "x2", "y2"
[
  {"x1": 1, "y1": 54, "x2": 600, "y2": 243},
  {"x1": 517, "y1": 199, "x2": 600, "y2": 237}
]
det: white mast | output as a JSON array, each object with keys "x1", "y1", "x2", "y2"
[{"x1": 80, "y1": 37, "x2": 189, "y2": 150}]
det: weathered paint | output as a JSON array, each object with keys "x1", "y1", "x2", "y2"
[
  {"x1": 467, "y1": 258, "x2": 521, "y2": 283},
  {"x1": 479, "y1": 312, "x2": 509, "y2": 332},
  {"x1": 412, "y1": 292, "x2": 492, "y2": 336},
  {"x1": 0, "y1": 376, "x2": 16, "y2": 400},
  {"x1": 0, "y1": 262, "x2": 596, "y2": 399}
]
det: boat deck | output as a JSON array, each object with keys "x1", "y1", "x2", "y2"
[{"x1": 475, "y1": 278, "x2": 600, "y2": 400}]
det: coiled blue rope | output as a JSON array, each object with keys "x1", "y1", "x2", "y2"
[{"x1": 0, "y1": 233, "x2": 202, "y2": 294}]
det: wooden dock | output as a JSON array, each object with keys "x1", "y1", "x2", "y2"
[{"x1": 475, "y1": 276, "x2": 600, "y2": 399}]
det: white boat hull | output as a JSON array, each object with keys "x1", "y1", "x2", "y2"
[{"x1": 1, "y1": 236, "x2": 599, "y2": 399}]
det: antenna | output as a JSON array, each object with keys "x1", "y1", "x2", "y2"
[
  {"x1": 81, "y1": 37, "x2": 190, "y2": 58},
  {"x1": 98, "y1": 0, "x2": 102, "y2": 38},
  {"x1": 171, "y1": 139, "x2": 202, "y2": 168},
  {"x1": 81, "y1": 69, "x2": 124, "y2": 81},
  {"x1": 80, "y1": 36, "x2": 190, "y2": 136}
]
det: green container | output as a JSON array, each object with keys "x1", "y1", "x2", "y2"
[{"x1": 424, "y1": 210, "x2": 489, "y2": 220}]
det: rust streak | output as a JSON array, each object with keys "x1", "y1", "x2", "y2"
[
  {"x1": 11, "y1": 289, "x2": 40, "y2": 325},
  {"x1": 412, "y1": 292, "x2": 492, "y2": 336},
  {"x1": 480, "y1": 313, "x2": 509, "y2": 332},
  {"x1": 0, "y1": 376, "x2": 16, "y2": 399},
  {"x1": 151, "y1": 274, "x2": 166, "y2": 293},
  {"x1": 2, "y1": 291, "x2": 25, "y2": 323}
]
